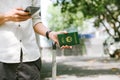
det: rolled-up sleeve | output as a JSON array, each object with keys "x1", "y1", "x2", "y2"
[{"x1": 32, "y1": 0, "x2": 42, "y2": 27}]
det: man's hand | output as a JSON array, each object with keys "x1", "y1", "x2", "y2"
[
  {"x1": 49, "y1": 31, "x2": 72, "y2": 49},
  {"x1": 33, "y1": 22, "x2": 72, "y2": 49},
  {"x1": 4, "y1": 8, "x2": 31, "y2": 22}
]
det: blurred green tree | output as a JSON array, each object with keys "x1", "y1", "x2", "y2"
[
  {"x1": 53, "y1": 0, "x2": 120, "y2": 40},
  {"x1": 51, "y1": 0, "x2": 120, "y2": 58},
  {"x1": 46, "y1": 3, "x2": 86, "y2": 55},
  {"x1": 46, "y1": 4, "x2": 84, "y2": 31}
]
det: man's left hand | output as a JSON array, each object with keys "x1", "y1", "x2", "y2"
[{"x1": 48, "y1": 31, "x2": 72, "y2": 49}]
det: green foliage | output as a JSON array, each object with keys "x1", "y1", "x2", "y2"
[
  {"x1": 53, "y1": 0, "x2": 120, "y2": 39},
  {"x1": 46, "y1": 4, "x2": 84, "y2": 31}
]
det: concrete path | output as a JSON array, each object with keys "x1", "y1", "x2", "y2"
[{"x1": 41, "y1": 56, "x2": 120, "y2": 80}]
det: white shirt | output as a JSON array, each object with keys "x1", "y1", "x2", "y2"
[{"x1": 0, "y1": 0, "x2": 42, "y2": 63}]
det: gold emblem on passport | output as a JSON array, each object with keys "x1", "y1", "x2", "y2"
[
  {"x1": 66, "y1": 36, "x2": 72, "y2": 42},
  {"x1": 57, "y1": 32, "x2": 80, "y2": 47}
]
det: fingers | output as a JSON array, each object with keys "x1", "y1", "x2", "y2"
[
  {"x1": 13, "y1": 14, "x2": 31, "y2": 22},
  {"x1": 10, "y1": 7, "x2": 29, "y2": 16},
  {"x1": 48, "y1": 31, "x2": 72, "y2": 49},
  {"x1": 61, "y1": 45, "x2": 72, "y2": 49},
  {"x1": 59, "y1": 31, "x2": 68, "y2": 34},
  {"x1": 8, "y1": 8, "x2": 31, "y2": 22},
  {"x1": 16, "y1": 10, "x2": 30, "y2": 16},
  {"x1": 16, "y1": 7, "x2": 23, "y2": 10},
  {"x1": 54, "y1": 31, "x2": 72, "y2": 49}
]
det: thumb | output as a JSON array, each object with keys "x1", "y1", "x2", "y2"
[
  {"x1": 16, "y1": 7, "x2": 24, "y2": 11},
  {"x1": 58, "y1": 30, "x2": 68, "y2": 34}
]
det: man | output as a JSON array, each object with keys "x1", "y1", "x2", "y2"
[{"x1": 0, "y1": 0, "x2": 71, "y2": 80}]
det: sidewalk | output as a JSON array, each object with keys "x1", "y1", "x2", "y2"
[{"x1": 41, "y1": 56, "x2": 120, "y2": 80}]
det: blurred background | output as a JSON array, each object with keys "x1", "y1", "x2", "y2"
[
  {"x1": 40, "y1": 0, "x2": 120, "y2": 58},
  {"x1": 39, "y1": 0, "x2": 120, "y2": 80}
]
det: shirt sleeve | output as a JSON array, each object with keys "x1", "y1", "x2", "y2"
[{"x1": 32, "y1": 0, "x2": 42, "y2": 27}]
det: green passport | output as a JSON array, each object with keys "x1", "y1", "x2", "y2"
[{"x1": 57, "y1": 32, "x2": 80, "y2": 47}]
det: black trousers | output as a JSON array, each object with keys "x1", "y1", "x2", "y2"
[{"x1": 0, "y1": 58, "x2": 41, "y2": 80}]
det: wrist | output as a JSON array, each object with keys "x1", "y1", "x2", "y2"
[
  {"x1": 46, "y1": 30, "x2": 52, "y2": 39},
  {"x1": 3, "y1": 14, "x2": 10, "y2": 22},
  {"x1": 0, "y1": 14, "x2": 10, "y2": 24}
]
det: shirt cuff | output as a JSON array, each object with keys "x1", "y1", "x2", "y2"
[{"x1": 32, "y1": 18, "x2": 42, "y2": 27}]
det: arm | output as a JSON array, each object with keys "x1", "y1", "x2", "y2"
[
  {"x1": 34, "y1": 22, "x2": 72, "y2": 49},
  {"x1": 0, "y1": 14, "x2": 9, "y2": 25},
  {"x1": 34, "y1": 22, "x2": 49, "y2": 37},
  {"x1": 32, "y1": 0, "x2": 72, "y2": 48},
  {"x1": 34, "y1": 22, "x2": 58, "y2": 43}
]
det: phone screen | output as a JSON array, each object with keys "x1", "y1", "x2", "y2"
[{"x1": 24, "y1": 6, "x2": 40, "y2": 15}]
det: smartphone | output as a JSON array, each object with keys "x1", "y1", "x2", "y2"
[{"x1": 24, "y1": 6, "x2": 40, "y2": 15}]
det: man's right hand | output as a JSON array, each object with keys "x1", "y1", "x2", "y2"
[{"x1": 4, "y1": 8, "x2": 31, "y2": 22}]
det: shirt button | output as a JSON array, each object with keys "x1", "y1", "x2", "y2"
[
  {"x1": 18, "y1": 24, "x2": 21, "y2": 27},
  {"x1": 20, "y1": 40, "x2": 22, "y2": 42}
]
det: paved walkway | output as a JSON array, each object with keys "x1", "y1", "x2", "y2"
[{"x1": 41, "y1": 56, "x2": 120, "y2": 80}]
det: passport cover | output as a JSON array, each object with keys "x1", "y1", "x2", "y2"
[{"x1": 57, "y1": 32, "x2": 80, "y2": 47}]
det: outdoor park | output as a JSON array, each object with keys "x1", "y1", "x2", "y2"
[{"x1": 40, "y1": 0, "x2": 120, "y2": 80}]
